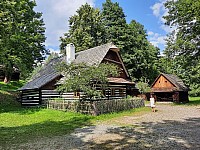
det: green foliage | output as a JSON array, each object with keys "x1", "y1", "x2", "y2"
[
  {"x1": 0, "y1": 80, "x2": 25, "y2": 91},
  {"x1": 60, "y1": 3, "x2": 105, "y2": 53},
  {"x1": 122, "y1": 20, "x2": 160, "y2": 83},
  {"x1": 45, "y1": 52, "x2": 59, "y2": 64},
  {"x1": 102, "y1": 1, "x2": 160, "y2": 82},
  {"x1": 57, "y1": 63, "x2": 119, "y2": 99},
  {"x1": 60, "y1": 1, "x2": 160, "y2": 83},
  {"x1": 164, "y1": 0, "x2": 200, "y2": 96},
  {"x1": 0, "y1": 0, "x2": 47, "y2": 82},
  {"x1": 164, "y1": 0, "x2": 200, "y2": 56},
  {"x1": 137, "y1": 81, "x2": 151, "y2": 94},
  {"x1": 101, "y1": 0, "x2": 127, "y2": 49}
]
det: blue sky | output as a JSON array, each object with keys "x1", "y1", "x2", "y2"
[{"x1": 35, "y1": 0, "x2": 171, "y2": 53}]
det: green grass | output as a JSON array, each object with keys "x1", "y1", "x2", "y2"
[
  {"x1": 0, "y1": 91, "x2": 148, "y2": 148},
  {"x1": 188, "y1": 97, "x2": 200, "y2": 105},
  {"x1": 0, "y1": 80, "x2": 25, "y2": 91}
]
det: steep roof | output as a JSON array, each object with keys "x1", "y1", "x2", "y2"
[
  {"x1": 151, "y1": 73, "x2": 189, "y2": 92},
  {"x1": 74, "y1": 43, "x2": 114, "y2": 66},
  {"x1": 19, "y1": 43, "x2": 120, "y2": 90}
]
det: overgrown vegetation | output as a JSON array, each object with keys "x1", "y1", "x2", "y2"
[
  {"x1": 0, "y1": 0, "x2": 47, "y2": 83},
  {"x1": 0, "y1": 80, "x2": 25, "y2": 91},
  {"x1": 57, "y1": 62, "x2": 118, "y2": 99},
  {"x1": 163, "y1": 0, "x2": 200, "y2": 96}
]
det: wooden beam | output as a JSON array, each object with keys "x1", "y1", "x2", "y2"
[{"x1": 103, "y1": 58, "x2": 122, "y2": 65}]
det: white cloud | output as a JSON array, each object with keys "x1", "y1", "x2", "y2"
[
  {"x1": 150, "y1": 3, "x2": 163, "y2": 17},
  {"x1": 147, "y1": 31, "x2": 154, "y2": 36},
  {"x1": 148, "y1": 31, "x2": 166, "y2": 48},
  {"x1": 35, "y1": 0, "x2": 95, "y2": 52},
  {"x1": 150, "y1": 0, "x2": 172, "y2": 34}
]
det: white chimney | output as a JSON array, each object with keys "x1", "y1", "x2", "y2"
[{"x1": 66, "y1": 43, "x2": 75, "y2": 63}]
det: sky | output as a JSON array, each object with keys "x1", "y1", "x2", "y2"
[{"x1": 35, "y1": 0, "x2": 171, "y2": 53}]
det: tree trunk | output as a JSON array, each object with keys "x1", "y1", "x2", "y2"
[{"x1": 4, "y1": 71, "x2": 11, "y2": 83}]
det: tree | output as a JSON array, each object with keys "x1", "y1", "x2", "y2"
[
  {"x1": 122, "y1": 20, "x2": 160, "y2": 83},
  {"x1": 164, "y1": 0, "x2": 200, "y2": 56},
  {"x1": 60, "y1": 1, "x2": 160, "y2": 84},
  {"x1": 0, "y1": 0, "x2": 47, "y2": 83},
  {"x1": 101, "y1": 0, "x2": 127, "y2": 50},
  {"x1": 164, "y1": 0, "x2": 200, "y2": 95},
  {"x1": 60, "y1": 3, "x2": 105, "y2": 53},
  {"x1": 57, "y1": 63, "x2": 118, "y2": 99}
]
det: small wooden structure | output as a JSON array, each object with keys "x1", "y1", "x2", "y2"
[
  {"x1": 19, "y1": 43, "x2": 138, "y2": 106},
  {"x1": 151, "y1": 73, "x2": 189, "y2": 103}
]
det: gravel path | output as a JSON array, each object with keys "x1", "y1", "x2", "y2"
[{"x1": 10, "y1": 104, "x2": 200, "y2": 150}]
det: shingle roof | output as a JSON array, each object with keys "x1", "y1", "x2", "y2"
[
  {"x1": 19, "y1": 57, "x2": 63, "y2": 90},
  {"x1": 162, "y1": 73, "x2": 189, "y2": 91},
  {"x1": 19, "y1": 43, "x2": 115, "y2": 90},
  {"x1": 74, "y1": 43, "x2": 113, "y2": 66}
]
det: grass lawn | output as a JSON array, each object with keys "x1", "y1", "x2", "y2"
[
  {"x1": 0, "y1": 80, "x2": 25, "y2": 91},
  {"x1": 188, "y1": 97, "x2": 200, "y2": 105},
  {"x1": 0, "y1": 89, "x2": 149, "y2": 148}
]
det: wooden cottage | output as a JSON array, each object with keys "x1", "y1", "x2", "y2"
[
  {"x1": 151, "y1": 73, "x2": 189, "y2": 103},
  {"x1": 19, "y1": 43, "x2": 138, "y2": 106}
]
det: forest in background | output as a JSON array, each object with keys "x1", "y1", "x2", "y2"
[
  {"x1": 60, "y1": 0, "x2": 200, "y2": 96},
  {"x1": 0, "y1": 0, "x2": 199, "y2": 96}
]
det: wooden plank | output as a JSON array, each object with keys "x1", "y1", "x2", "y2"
[{"x1": 153, "y1": 75, "x2": 175, "y2": 88}]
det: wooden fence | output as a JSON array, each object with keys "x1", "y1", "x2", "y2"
[{"x1": 47, "y1": 98, "x2": 144, "y2": 115}]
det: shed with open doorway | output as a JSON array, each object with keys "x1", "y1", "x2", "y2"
[{"x1": 151, "y1": 73, "x2": 189, "y2": 103}]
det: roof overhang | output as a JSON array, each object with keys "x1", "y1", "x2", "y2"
[{"x1": 108, "y1": 77, "x2": 135, "y2": 85}]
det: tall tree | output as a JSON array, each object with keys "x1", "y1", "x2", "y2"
[
  {"x1": 164, "y1": 0, "x2": 200, "y2": 95},
  {"x1": 60, "y1": 3, "x2": 105, "y2": 53},
  {"x1": 122, "y1": 20, "x2": 160, "y2": 83},
  {"x1": 164, "y1": 0, "x2": 200, "y2": 56},
  {"x1": 101, "y1": 0, "x2": 127, "y2": 50},
  {"x1": 0, "y1": 0, "x2": 47, "y2": 83}
]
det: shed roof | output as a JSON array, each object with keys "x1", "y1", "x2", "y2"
[
  {"x1": 19, "y1": 43, "x2": 121, "y2": 90},
  {"x1": 151, "y1": 73, "x2": 189, "y2": 92}
]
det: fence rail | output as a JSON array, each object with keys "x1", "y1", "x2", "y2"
[{"x1": 47, "y1": 98, "x2": 144, "y2": 115}]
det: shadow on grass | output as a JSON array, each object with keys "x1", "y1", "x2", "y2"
[{"x1": 0, "y1": 115, "x2": 92, "y2": 149}]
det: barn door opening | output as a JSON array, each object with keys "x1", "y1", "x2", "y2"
[{"x1": 155, "y1": 92, "x2": 173, "y2": 102}]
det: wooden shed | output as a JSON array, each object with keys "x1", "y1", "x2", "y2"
[{"x1": 151, "y1": 73, "x2": 189, "y2": 103}]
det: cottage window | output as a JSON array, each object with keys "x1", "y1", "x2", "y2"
[{"x1": 74, "y1": 92, "x2": 80, "y2": 98}]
